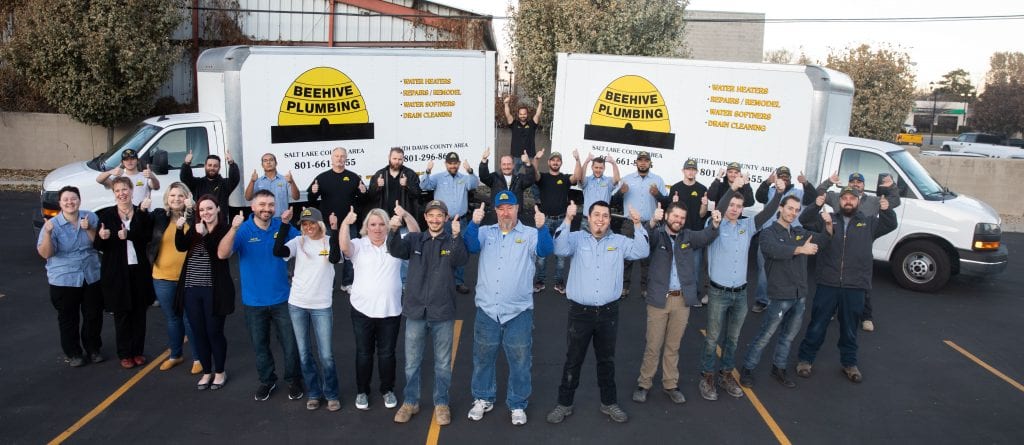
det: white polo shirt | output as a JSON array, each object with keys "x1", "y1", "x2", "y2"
[{"x1": 348, "y1": 237, "x2": 402, "y2": 318}]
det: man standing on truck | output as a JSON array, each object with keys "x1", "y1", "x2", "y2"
[
  {"x1": 706, "y1": 162, "x2": 754, "y2": 208},
  {"x1": 617, "y1": 151, "x2": 665, "y2": 299},
  {"x1": 180, "y1": 150, "x2": 240, "y2": 220},
  {"x1": 308, "y1": 147, "x2": 366, "y2": 292},
  {"x1": 504, "y1": 95, "x2": 543, "y2": 175},
  {"x1": 751, "y1": 167, "x2": 817, "y2": 313},
  {"x1": 96, "y1": 149, "x2": 160, "y2": 206},
  {"x1": 244, "y1": 153, "x2": 299, "y2": 218},
  {"x1": 795, "y1": 187, "x2": 898, "y2": 384},
  {"x1": 815, "y1": 172, "x2": 901, "y2": 332},
  {"x1": 531, "y1": 149, "x2": 579, "y2": 294},
  {"x1": 420, "y1": 152, "x2": 479, "y2": 294},
  {"x1": 660, "y1": 159, "x2": 709, "y2": 305}
]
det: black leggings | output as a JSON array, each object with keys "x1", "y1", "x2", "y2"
[{"x1": 183, "y1": 286, "x2": 227, "y2": 373}]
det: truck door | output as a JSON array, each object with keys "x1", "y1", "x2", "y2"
[
  {"x1": 835, "y1": 147, "x2": 908, "y2": 257},
  {"x1": 140, "y1": 125, "x2": 213, "y2": 208}
]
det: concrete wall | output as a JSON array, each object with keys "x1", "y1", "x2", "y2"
[
  {"x1": 913, "y1": 152, "x2": 1024, "y2": 216},
  {"x1": 0, "y1": 113, "x2": 132, "y2": 170}
]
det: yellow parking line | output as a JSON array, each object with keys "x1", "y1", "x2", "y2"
[
  {"x1": 425, "y1": 319, "x2": 463, "y2": 445},
  {"x1": 49, "y1": 348, "x2": 171, "y2": 445},
  {"x1": 944, "y1": 340, "x2": 1024, "y2": 393},
  {"x1": 700, "y1": 329, "x2": 792, "y2": 445}
]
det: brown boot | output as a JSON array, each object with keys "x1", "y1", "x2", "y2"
[
  {"x1": 434, "y1": 405, "x2": 451, "y2": 425},
  {"x1": 393, "y1": 403, "x2": 419, "y2": 423},
  {"x1": 699, "y1": 372, "x2": 718, "y2": 401}
]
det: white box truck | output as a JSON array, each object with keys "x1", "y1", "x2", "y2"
[
  {"x1": 37, "y1": 45, "x2": 494, "y2": 223},
  {"x1": 551, "y1": 52, "x2": 1007, "y2": 292}
]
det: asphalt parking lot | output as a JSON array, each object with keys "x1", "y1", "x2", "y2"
[{"x1": 2, "y1": 190, "x2": 1022, "y2": 444}]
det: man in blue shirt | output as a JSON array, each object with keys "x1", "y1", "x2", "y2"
[
  {"x1": 572, "y1": 150, "x2": 621, "y2": 232},
  {"x1": 617, "y1": 151, "x2": 666, "y2": 299},
  {"x1": 244, "y1": 153, "x2": 299, "y2": 217},
  {"x1": 463, "y1": 191, "x2": 553, "y2": 426},
  {"x1": 218, "y1": 190, "x2": 302, "y2": 402},
  {"x1": 546, "y1": 200, "x2": 649, "y2": 425},
  {"x1": 420, "y1": 151, "x2": 480, "y2": 294}
]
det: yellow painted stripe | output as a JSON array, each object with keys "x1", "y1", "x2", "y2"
[
  {"x1": 425, "y1": 319, "x2": 463, "y2": 445},
  {"x1": 49, "y1": 348, "x2": 171, "y2": 445},
  {"x1": 944, "y1": 340, "x2": 1024, "y2": 393},
  {"x1": 700, "y1": 329, "x2": 792, "y2": 445}
]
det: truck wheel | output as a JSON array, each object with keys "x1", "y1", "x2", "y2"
[
  {"x1": 941, "y1": 145, "x2": 951, "y2": 151},
  {"x1": 891, "y1": 240, "x2": 951, "y2": 292}
]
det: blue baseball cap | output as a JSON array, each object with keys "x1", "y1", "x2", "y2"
[
  {"x1": 848, "y1": 172, "x2": 865, "y2": 182},
  {"x1": 494, "y1": 191, "x2": 518, "y2": 207}
]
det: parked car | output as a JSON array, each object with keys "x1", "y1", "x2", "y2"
[{"x1": 902, "y1": 123, "x2": 918, "y2": 134}]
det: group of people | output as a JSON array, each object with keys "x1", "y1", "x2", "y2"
[{"x1": 38, "y1": 97, "x2": 900, "y2": 427}]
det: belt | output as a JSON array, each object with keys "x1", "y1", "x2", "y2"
[
  {"x1": 666, "y1": 290, "x2": 682, "y2": 297},
  {"x1": 711, "y1": 281, "x2": 747, "y2": 293}
]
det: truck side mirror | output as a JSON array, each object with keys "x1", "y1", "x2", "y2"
[{"x1": 151, "y1": 149, "x2": 169, "y2": 175}]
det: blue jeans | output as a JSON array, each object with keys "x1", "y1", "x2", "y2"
[
  {"x1": 742, "y1": 297, "x2": 806, "y2": 370},
  {"x1": 471, "y1": 308, "x2": 533, "y2": 410},
  {"x1": 535, "y1": 216, "x2": 565, "y2": 285},
  {"x1": 798, "y1": 285, "x2": 866, "y2": 367},
  {"x1": 444, "y1": 216, "x2": 469, "y2": 285},
  {"x1": 289, "y1": 304, "x2": 339, "y2": 400},
  {"x1": 700, "y1": 285, "x2": 748, "y2": 373},
  {"x1": 153, "y1": 279, "x2": 198, "y2": 360},
  {"x1": 244, "y1": 302, "x2": 301, "y2": 386},
  {"x1": 403, "y1": 318, "x2": 454, "y2": 406},
  {"x1": 755, "y1": 248, "x2": 769, "y2": 305}
]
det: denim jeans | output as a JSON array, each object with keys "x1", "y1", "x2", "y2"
[
  {"x1": 535, "y1": 216, "x2": 565, "y2": 285},
  {"x1": 289, "y1": 304, "x2": 339, "y2": 400},
  {"x1": 558, "y1": 300, "x2": 619, "y2": 406},
  {"x1": 700, "y1": 285, "x2": 749, "y2": 373},
  {"x1": 742, "y1": 297, "x2": 806, "y2": 370},
  {"x1": 471, "y1": 308, "x2": 533, "y2": 410},
  {"x1": 244, "y1": 302, "x2": 301, "y2": 386},
  {"x1": 403, "y1": 318, "x2": 454, "y2": 406},
  {"x1": 754, "y1": 247, "x2": 770, "y2": 305},
  {"x1": 350, "y1": 308, "x2": 401, "y2": 395},
  {"x1": 798, "y1": 285, "x2": 866, "y2": 367},
  {"x1": 49, "y1": 282, "x2": 103, "y2": 359},
  {"x1": 183, "y1": 286, "x2": 227, "y2": 373},
  {"x1": 153, "y1": 279, "x2": 198, "y2": 360}
]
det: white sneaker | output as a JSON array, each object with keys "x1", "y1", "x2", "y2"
[
  {"x1": 511, "y1": 408, "x2": 527, "y2": 425},
  {"x1": 467, "y1": 399, "x2": 493, "y2": 421},
  {"x1": 383, "y1": 391, "x2": 398, "y2": 409}
]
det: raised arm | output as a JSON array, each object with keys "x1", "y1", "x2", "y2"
[
  {"x1": 533, "y1": 96, "x2": 543, "y2": 124},
  {"x1": 503, "y1": 95, "x2": 515, "y2": 125},
  {"x1": 272, "y1": 220, "x2": 292, "y2": 258},
  {"x1": 609, "y1": 156, "x2": 621, "y2": 185}
]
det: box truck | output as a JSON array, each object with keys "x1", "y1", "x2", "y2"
[
  {"x1": 550, "y1": 52, "x2": 1007, "y2": 292},
  {"x1": 37, "y1": 45, "x2": 494, "y2": 225}
]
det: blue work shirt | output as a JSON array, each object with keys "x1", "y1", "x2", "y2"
[
  {"x1": 37, "y1": 211, "x2": 101, "y2": 287},
  {"x1": 581, "y1": 174, "x2": 614, "y2": 215},
  {"x1": 232, "y1": 215, "x2": 299, "y2": 306},
  {"x1": 669, "y1": 253, "x2": 680, "y2": 291},
  {"x1": 619, "y1": 172, "x2": 666, "y2": 222},
  {"x1": 254, "y1": 174, "x2": 291, "y2": 217},
  {"x1": 708, "y1": 216, "x2": 759, "y2": 288},
  {"x1": 554, "y1": 222, "x2": 649, "y2": 306},
  {"x1": 464, "y1": 220, "x2": 553, "y2": 323},
  {"x1": 420, "y1": 171, "x2": 479, "y2": 218}
]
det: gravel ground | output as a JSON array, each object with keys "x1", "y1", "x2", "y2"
[{"x1": 0, "y1": 169, "x2": 48, "y2": 192}]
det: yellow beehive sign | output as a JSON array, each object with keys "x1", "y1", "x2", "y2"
[
  {"x1": 583, "y1": 75, "x2": 675, "y2": 150},
  {"x1": 271, "y1": 67, "x2": 375, "y2": 144}
]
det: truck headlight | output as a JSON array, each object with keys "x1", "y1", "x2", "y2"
[{"x1": 972, "y1": 223, "x2": 1001, "y2": 250}]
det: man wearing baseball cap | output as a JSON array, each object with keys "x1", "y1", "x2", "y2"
[
  {"x1": 420, "y1": 151, "x2": 479, "y2": 294},
  {"x1": 96, "y1": 149, "x2": 160, "y2": 206},
  {"x1": 707, "y1": 161, "x2": 754, "y2": 208},
  {"x1": 531, "y1": 149, "x2": 579, "y2": 294},
  {"x1": 617, "y1": 151, "x2": 666, "y2": 299}
]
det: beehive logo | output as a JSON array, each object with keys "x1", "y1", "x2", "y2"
[
  {"x1": 270, "y1": 67, "x2": 375, "y2": 144},
  {"x1": 583, "y1": 75, "x2": 675, "y2": 149}
]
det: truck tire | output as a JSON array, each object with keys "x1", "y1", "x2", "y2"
[
  {"x1": 941, "y1": 145, "x2": 951, "y2": 151},
  {"x1": 891, "y1": 240, "x2": 951, "y2": 292}
]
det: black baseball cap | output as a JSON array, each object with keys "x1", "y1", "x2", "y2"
[
  {"x1": 445, "y1": 152, "x2": 460, "y2": 163},
  {"x1": 122, "y1": 149, "x2": 138, "y2": 160},
  {"x1": 684, "y1": 159, "x2": 698, "y2": 170}
]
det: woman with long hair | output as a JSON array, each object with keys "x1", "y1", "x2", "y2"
[{"x1": 175, "y1": 194, "x2": 234, "y2": 390}]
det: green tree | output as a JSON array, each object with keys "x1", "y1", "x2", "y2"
[
  {"x1": 825, "y1": 44, "x2": 916, "y2": 141},
  {"x1": 932, "y1": 68, "x2": 976, "y2": 99},
  {"x1": 508, "y1": 0, "x2": 688, "y2": 131},
  {"x1": 6, "y1": 0, "x2": 183, "y2": 147},
  {"x1": 971, "y1": 81, "x2": 1024, "y2": 137}
]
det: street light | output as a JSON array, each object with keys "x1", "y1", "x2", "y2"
[
  {"x1": 959, "y1": 91, "x2": 975, "y2": 130},
  {"x1": 504, "y1": 59, "x2": 514, "y2": 97}
]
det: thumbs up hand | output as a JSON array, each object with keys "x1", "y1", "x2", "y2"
[
  {"x1": 329, "y1": 212, "x2": 338, "y2": 230},
  {"x1": 711, "y1": 209, "x2": 722, "y2": 227},
  {"x1": 343, "y1": 206, "x2": 358, "y2": 226},
  {"x1": 472, "y1": 203, "x2": 485, "y2": 225},
  {"x1": 231, "y1": 211, "x2": 245, "y2": 228},
  {"x1": 648, "y1": 184, "x2": 660, "y2": 197},
  {"x1": 112, "y1": 165, "x2": 123, "y2": 177},
  {"x1": 399, "y1": 173, "x2": 408, "y2": 187},
  {"x1": 251, "y1": 169, "x2": 259, "y2": 182},
  {"x1": 117, "y1": 223, "x2": 128, "y2": 240},
  {"x1": 311, "y1": 179, "x2": 320, "y2": 195},
  {"x1": 281, "y1": 208, "x2": 293, "y2": 224},
  {"x1": 184, "y1": 150, "x2": 193, "y2": 165},
  {"x1": 393, "y1": 201, "x2": 406, "y2": 220},
  {"x1": 672, "y1": 191, "x2": 679, "y2": 203},
  {"x1": 377, "y1": 174, "x2": 385, "y2": 188},
  {"x1": 628, "y1": 205, "x2": 641, "y2": 226},
  {"x1": 176, "y1": 216, "x2": 187, "y2": 228},
  {"x1": 798, "y1": 235, "x2": 818, "y2": 255},
  {"x1": 98, "y1": 223, "x2": 110, "y2": 240},
  {"x1": 816, "y1": 193, "x2": 826, "y2": 207},
  {"x1": 566, "y1": 200, "x2": 578, "y2": 220},
  {"x1": 79, "y1": 216, "x2": 90, "y2": 230},
  {"x1": 880, "y1": 195, "x2": 890, "y2": 211},
  {"x1": 701, "y1": 192, "x2": 708, "y2": 207},
  {"x1": 534, "y1": 205, "x2": 546, "y2": 229},
  {"x1": 143, "y1": 165, "x2": 152, "y2": 179},
  {"x1": 653, "y1": 202, "x2": 664, "y2": 222}
]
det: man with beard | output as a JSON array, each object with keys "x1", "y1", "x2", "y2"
[
  {"x1": 308, "y1": 147, "x2": 366, "y2": 292},
  {"x1": 218, "y1": 190, "x2": 303, "y2": 401},
  {"x1": 463, "y1": 191, "x2": 552, "y2": 426},
  {"x1": 181, "y1": 150, "x2": 240, "y2": 220},
  {"x1": 616, "y1": 151, "x2": 665, "y2": 298},
  {"x1": 503, "y1": 95, "x2": 543, "y2": 174},
  {"x1": 531, "y1": 149, "x2": 579, "y2": 294},
  {"x1": 795, "y1": 186, "x2": 897, "y2": 384},
  {"x1": 815, "y1": 171, "x2": 901, "y2": 332},
  {"x1": 244, "y1": 153, "x2": 299, "y2": 218},
  {"x1": 367, "y1": 147, "x2": 422, "y2": 218},
  {"x1": 706, "y1": 162, "x2": 754, "y2": 207},
  {"x1": 573, "y1": 151, "x2": 621, "y2": 232},
  {"x1": 420, "y1": 152, "x2": 479, "y2": 294},
  {"x1": 478, "y1": 147, "x2": 535, "y2": 225},
  {"x1": 661, "y1": 158, "x2": 709, "y2": 305}
]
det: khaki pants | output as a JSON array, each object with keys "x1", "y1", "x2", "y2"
[{"x1": 637, "y1": 294, "x2": 690, "y2": 390}]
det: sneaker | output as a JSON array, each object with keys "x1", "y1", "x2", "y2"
[
  {"x1": 862, "y1": 320, "x2": 875, "y2": 332},
  {"x1": 545, "y1": 404, "x2": 573, "y2": 424},
  {"x1": 394, "y1": 403, "x2": 419, "y2": 423},
  {"x1": 434, "y1": 405, "x2": 451, "y2": 426},
  {"x1": 699, "y1": 372, "x2": 718, "y2": 401},
  {"x1": 718, "y1": 371, "x2": 744, "y2": 398},
  {"x1": 327, "y1": 399, "x2": 341, "y2": 412},
  {"x1": 511, "y1": 408, "x2": 527, "y2": 426},
  {"x1": 663, "y1": 388, "x2": 686, "y2": 404},
  {"x1": 751, "y1": 302, "x2": 767, "y2": 313},
  {"x1": 632, "y1": 387, "x2": 648, "y2": 403},
  {"x1": 533, "y1": 282, "x2": 545, "y2": 293},
  {"x1": 89, "y1": 352, "x2": 105, "y2": 364},
  {"x1": 599, "y1": 403, "x2": 629, "y2": 422},
  {"x1": 68, "y1": 356, "x2": 86, "y2": 367},
  {"x1": 288, "y1": 382, "x2": 304, "y2": 400},
  {"x1": 456, "y1": 284, "x2": 471, "y2": 294},
  {"x1": 467, "y1": 399, "x2": 493, "y2": 421},
  {"x1": 306, "y1": 399, "x2": 321, "y2": 410},
  {"x1": 796, "y1": 361, "x2": 813, "y2": 378},
  {"x1": 842, "y1": 366, "x2": 863, "y2": 383},
  {"x1": 355, "y1": 393, "x2": 369, "y2": 410},
  {"x1": 383, "y1": 391, "x2": 398, "y2": 409},
  {"x1": 554, "y1": 283, "x2": 566, "y2": 294},
  {"x1": 255, "y1": 383, "x2": 276, "y2": 401},
  {"x1": 771, "y1": 365, "x2": 796, "y2": 388},
  {"x1": 739, "y1": 367, "x2": 755, "y2": 388}
]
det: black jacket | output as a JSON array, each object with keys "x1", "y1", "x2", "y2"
[
  {"x1": 708, "y1": 178, "x2": 755, "y2": 207},
  {"x1": 479, "y1": 160, "x2": 535, "y2": 206},
  {"x1": 388, "y1": 230, "x2": 468, "y2": 321},
  {"x1": 94, "y1": 206, "x2": 156, "y2": 311},
  {"x1": 759, "y1": 221, "x2": 827, "y2": 300},
  {"x1": 755, "y1": 179, "x2": 817, "y2": 206},
  {"x1": 367, "y1": 165, "x2": 422, "y2": 217},
  {"x1": 180, "y1": 162, "x2": 240, "y2": 216},
  {"x1": 174, "y1": 222, "x2": 235, "y2": 316},
  {"x1": 800, "y1": 204, "x2": 898, "y2": 290}
]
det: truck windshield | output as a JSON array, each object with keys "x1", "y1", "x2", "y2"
[
  {"x1": 889, "y1": 150, "x2": 947, "y2": 199},
  {"x1": 92, "y1": 124, "x2": 162, "y2": 171}
]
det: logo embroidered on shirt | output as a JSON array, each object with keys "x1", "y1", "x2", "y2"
[
  {"x1": 856, "y1": 222, "x2": 866, "y2": 227},
  {"x1": 440, "y1": 249, "x2": 451, "y2": 256},
  {"x1": 606, "y1": 246, "x2": 617, "y2": 251},
  {"x1": 343, "y1": 176, "x2": 350, "y2": 181},
  {"x1": 515, "y1": 238, "x2": 524, "y2": 244},
  {"x1": 556, "y1": 179, "x2": 563, "y2": 185},
  {"x1": 248, "y1": 237, "x2": 261, "y2": 242},
  {"x1": 690, "y1": 191, "x2": 698, "y2": 197},
  {"x1": 680, "y1": 243, "x2": 689, "y2": 249},
  {"x1": 795, "y1": 235, "x2": 803, "y2": 241},
  {"x1": 319, "y1": 250, "x2": 329, "y2": 256},
  {"x1": 135, "y1": 180, "x2": 144, "y2": 186},
  {"x1": 738, "y1": 229, "x2": 746, "y2": 235}
]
